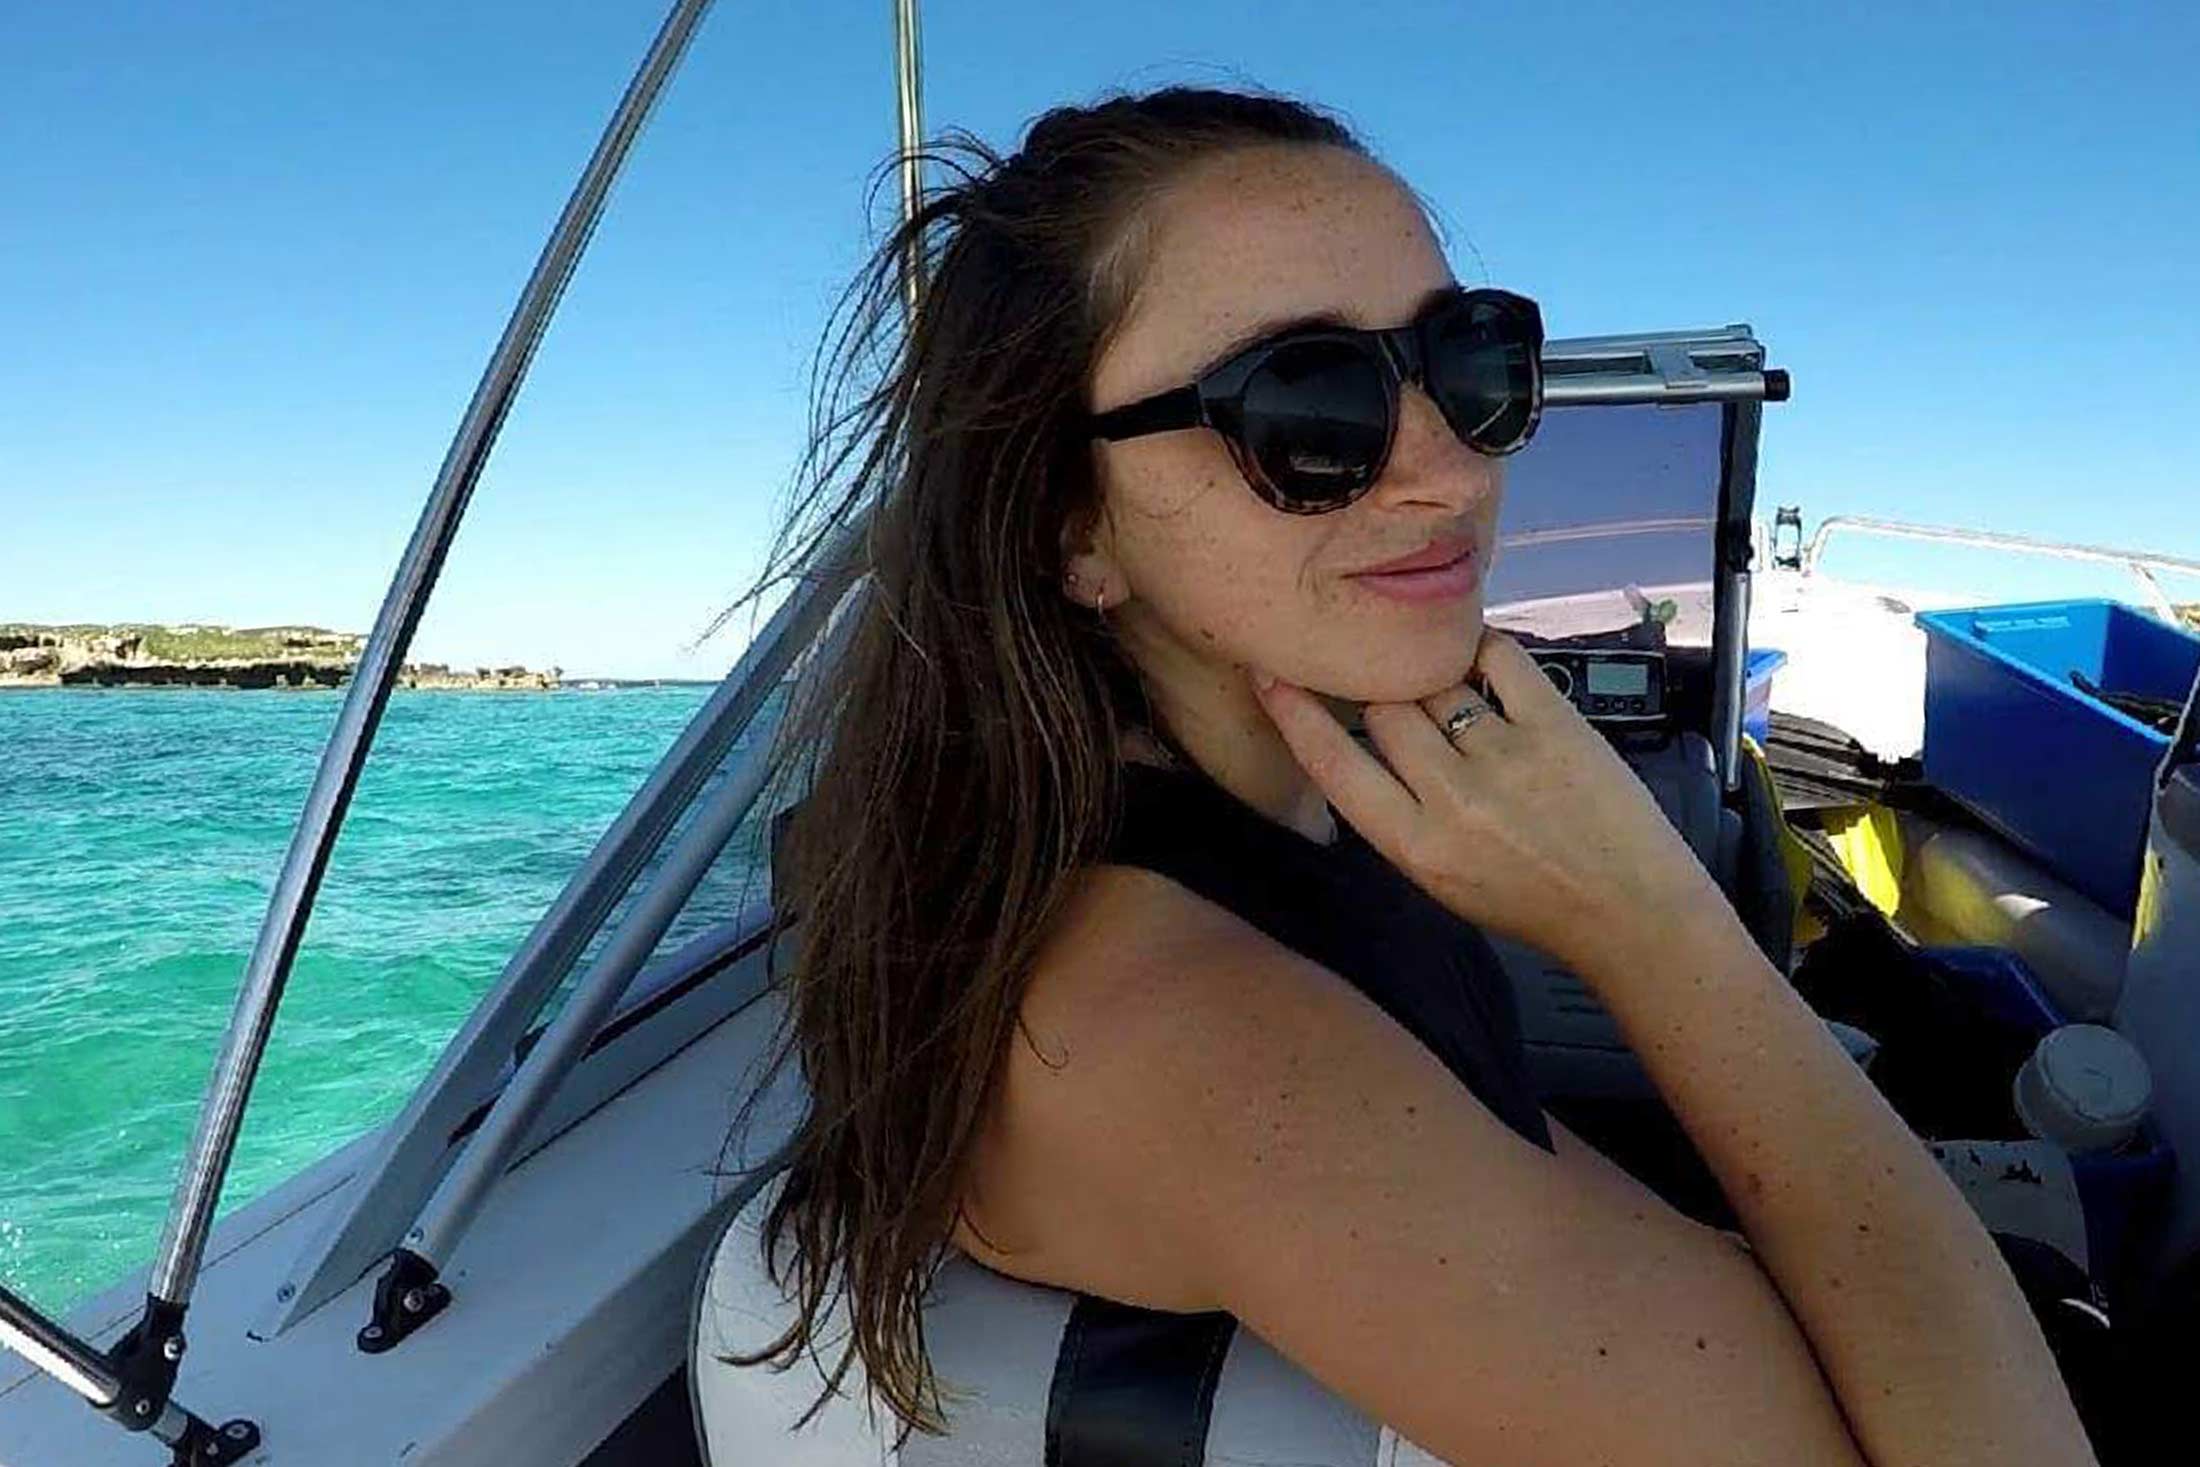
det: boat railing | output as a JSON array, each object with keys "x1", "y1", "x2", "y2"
[
  {"x1": 1782, "y1": 513, "x2": 2200, "y2": 621},
  {"x1": 263, "y1": 546, "x2": 855, "y2": 1337},
  {"x1": 0, "y1": 0, "x2": 726, "y2": 1453}
]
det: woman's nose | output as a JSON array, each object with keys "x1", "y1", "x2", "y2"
[{"x1": 1364, "y1": 384, "x2": 1498, "y2": 512}]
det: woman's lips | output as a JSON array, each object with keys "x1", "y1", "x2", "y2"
[{"x1": 1349, "y1": 542, "x2": 1482, "y2": 603}]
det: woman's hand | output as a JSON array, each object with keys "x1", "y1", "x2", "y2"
[{"x1": 1252, "y1": 630, "x2": 1733, "y2": 981}]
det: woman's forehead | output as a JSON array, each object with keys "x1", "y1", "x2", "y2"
[{"x1": 1095, "y1": 146, "x2": 1451, "y2": 401}]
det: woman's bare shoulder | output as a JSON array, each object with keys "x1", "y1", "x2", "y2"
[
  {"x1": 955, "y1": 859, "x2": 1308, "y2": 1302},
  {"x1": 1021, "y1": 860, "x2": 1260, "y2": 1023}
]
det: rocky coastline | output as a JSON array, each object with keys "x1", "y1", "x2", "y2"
[{"x1": 0, "y1": 624, "x2": 561, "y2": 691}]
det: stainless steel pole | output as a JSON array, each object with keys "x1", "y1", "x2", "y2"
[
  {"x1": 892, "y1": 0, "x2": 926, "y2": 315},
  {"x1": 0, "y1": 1283, "x2": 120, "y2": 1409},
  {"x1": 1713, "y1": 397, "x2": 1766, "y2": 793},
  {"x1": 146, "y1": 0, "x2": 718, "y2": 1309},
  {"x1": 409, "y1": 0, "x2": 925, "y2": 1270},
  {"x1": 404, "y1": 603, "x2": 858, "y2": 1272},
  {"x1": 1541, "y1": 371, "x2": 1782, "y2": 407},
  {"x1": 268, "y1": 536, "x2": 833, "y2": 1332},
  {"x1": 345, "y1": 0, "x2": 921, "y2": 1338},
  {"x1": 1715, "y1": 567, "x2": 1752, "y2": 791},
  {"x1": 1801, "y1": 514, "x2": 2200, "y2": 582}
]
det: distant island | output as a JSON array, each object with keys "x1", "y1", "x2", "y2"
[{"x1": 0, "y1": 623, "x2": 561, "y2": 690}]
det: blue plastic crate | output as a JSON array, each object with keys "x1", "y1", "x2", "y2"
[{"x1": 1915, "y1": 600, "x2": 2200, "y2": 915}]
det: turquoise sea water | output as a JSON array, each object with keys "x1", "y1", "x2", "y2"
[{"x1": 0, "y1": 684, "x2": 743, "y2": 1317}]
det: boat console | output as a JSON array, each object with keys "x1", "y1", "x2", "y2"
[{"x1": 1528, "y1": 645, "x2": 1669, "y2": 726}]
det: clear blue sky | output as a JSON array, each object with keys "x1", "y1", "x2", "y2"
[{"x1": 5, "y1": 1, "x2": 2195, "y2": 677}]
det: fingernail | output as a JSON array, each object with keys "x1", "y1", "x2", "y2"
[{"x1": 1248, "y1": 667, "x2": 1277, "y2": 693}]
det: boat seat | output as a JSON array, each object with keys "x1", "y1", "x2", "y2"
[{"x1": 690, "y1": 1176, "x2": 1449, "y2": 1466}]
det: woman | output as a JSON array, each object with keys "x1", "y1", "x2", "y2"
[{"x1": 725, "y1": 87, "x2": 2092, "y2": 1465}]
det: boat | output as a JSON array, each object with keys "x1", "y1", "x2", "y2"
[{"x1": 5, "y1": 2, "x2": 2196, "y2": 1463}]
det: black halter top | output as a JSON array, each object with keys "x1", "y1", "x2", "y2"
[{"x1": 1105, "y1": 758, "x2": 1551, "y2": 1152}]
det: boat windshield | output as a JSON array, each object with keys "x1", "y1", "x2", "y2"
[{"x1": 1486, "y1": 400, "x2": 1726, "y2": 646}]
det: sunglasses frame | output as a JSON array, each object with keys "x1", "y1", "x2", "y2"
[{"x1": 1088, "y1": 285, "x2": 1546, "y2": 514}]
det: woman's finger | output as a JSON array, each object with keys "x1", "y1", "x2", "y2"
[
  {"x1": 1470, "y1": 631, "x2": 1567, "y2": 728},
  {"x1": 1363, "y1": 700, "x2": 1479, "y2": 805},
  {"x1": 1420, "y1": 684, "x2": 1501, "y2": 747},
  {"x1": 1253, "y1": 677, "x2": 1421, "y2": 838}
]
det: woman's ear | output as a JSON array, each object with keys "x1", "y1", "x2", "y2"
[
  {"x1": 1060, "y1": 550, "x2": 1126, "y2": 611},
  {"x1": 1058, "y1": 500, "x2": 1128, "y2": 612}
]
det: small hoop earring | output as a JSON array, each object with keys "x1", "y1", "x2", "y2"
[{"x1": 1094, "y1": 586, "x2": 1108, "y2": 615}]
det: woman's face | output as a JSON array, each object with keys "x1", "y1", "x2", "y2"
[{"x1": 1081, "y1": 144, "x2": 1505, "y2": 706}]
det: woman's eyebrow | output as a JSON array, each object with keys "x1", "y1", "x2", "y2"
[
  {"x1": 1190, "y1": 283, "x2": 1459, "y2": 377},
  {"x1": 1190, "y1": 309, "x2": 1350, "y2": 376}
]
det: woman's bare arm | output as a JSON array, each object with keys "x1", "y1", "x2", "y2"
[
  {"x1": 1567, "y1": 897, "x2": 2090, "y2": 1467},
  {"x1": 1244, "y1": 633, "x2": 2093, "y2": 1467},
  {"x1": 962, "y1": 865, "x2": 1867, "y2": 1467}
]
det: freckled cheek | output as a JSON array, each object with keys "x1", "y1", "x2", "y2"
[
  {"x1": 1119, "y1": 455, "x2": 1326, "y2": 629},
  {"x1": 1190, "y1": 509, "x2": 1319, "y2": 613},
  {"x1": 1185, "y1": 552, "x2": 1326, "y2": 659}
]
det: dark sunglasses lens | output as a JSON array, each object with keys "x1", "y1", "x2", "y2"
[
  {"x1": 1238, "y1": 338, "x2": 1390, "y2": 509},
  {"x1": 1429, "y1": 297, "x2": 1539, "y2": 453}
]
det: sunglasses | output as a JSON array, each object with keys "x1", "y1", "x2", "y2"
[{"x1": 1088, "y1": 286, "x2": 1545, "y2": 515}]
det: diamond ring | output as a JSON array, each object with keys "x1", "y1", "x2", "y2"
[{"x1": 1440, "y1": 695, "x2": 1490, "y2": 742}]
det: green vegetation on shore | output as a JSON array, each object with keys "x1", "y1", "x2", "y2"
[
  {"x1": 0, "y1": 623, "x2": 558, "y2": 690},
  {"x1": 2, "y1": 622, "x2": 362, "y2": 662}
]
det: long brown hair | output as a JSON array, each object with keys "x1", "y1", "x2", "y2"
[{"x1": 717, "y1": 86, "x2": 1367, "y2": 1437}]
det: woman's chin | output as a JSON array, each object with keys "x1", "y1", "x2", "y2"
[
  {"x1": 1309, "y1": 662, "x2": 1480, "y2": 707},
  {"x1": 1303, "y1": 614, "x2": 1485, "y2": 704}
]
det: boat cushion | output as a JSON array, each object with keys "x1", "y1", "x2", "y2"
[{"x1": 690, "y1": 1179, "x2": 1451, "y2": 1465}]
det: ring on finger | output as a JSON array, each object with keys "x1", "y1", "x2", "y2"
[{"x1": 1439, "y1": 690, "x2": 1493, "y2": 743}]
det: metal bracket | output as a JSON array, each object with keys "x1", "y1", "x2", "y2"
[
  {"x1": 1770, "y1": 506, "x2": 1805, "y2": 570},
  {"x1": 110, "y1": 1298, "x2": 265, "y2": 1464},
  {"x1": 0, "y1": 1284, "x2": 262, "y2": 1465},
  {"x1": 357, "y1": 1248, "x2": 451, "y2": 1355},
  {"x1": 98, "y1": 1296, "x2": 186, "y2": 1432},
  {"x1": 164, "y1": 1415, "x2": 263, "y2": 1466},
  {"x1": 1646, "y1": 341, "x2": 1712, "y2": 399}
]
